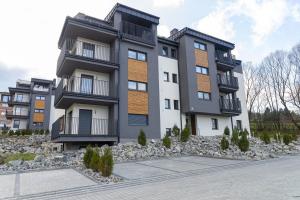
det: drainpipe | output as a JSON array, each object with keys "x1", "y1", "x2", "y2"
[
  {"x1": 117, "y1": 32, "x2": 121, "y2": 143},
  {"x1": 231, "y1": 116, "x2": 234, "y2": 133}
]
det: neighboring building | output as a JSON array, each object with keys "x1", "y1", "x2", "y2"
[
  {"x1": 0, "y1": 92, "x2": 12, "y2": 130},
  {"x1": 52, "y1": 3, "x2": 249, "y2": 149},
  {"x1": 7, "y1": 78, "x2": 56, "y2": 131}
]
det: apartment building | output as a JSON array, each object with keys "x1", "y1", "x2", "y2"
[
  {"x1": 7, "y1": 78, "x2": 56, "y2": 131},
  {"x1": 51, "y1": 3, "x2": 249, "y2": 149},
  {"x1": 0, "y1": 92, "x2": 12, "y2": 130}
]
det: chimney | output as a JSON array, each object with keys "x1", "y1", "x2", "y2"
[{"x1": 170, "y1": 28, "x2": 178, "y2": 36}]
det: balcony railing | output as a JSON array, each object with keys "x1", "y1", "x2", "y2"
[
  {"x1": 6, "y1": 109, "x2": 29, "y2": 117},
  {"x1": 51, "y1": 116, "x2": 115, "y2": 140},
  {"x1": 215, "y1": 50, "x2": 235, "y2": 67},
  {"x1": 219, "y1": 98, "x2": 241, "y2": 114},
  {"x1": 121, "y1": 21, "x2": 155, "y2": 45},
  {"x1": 217, "y1": 75, "x2": 239, "y2": 90},
  {"x1": 57, "y1": 38, "x2": 112, "y2": 69}
]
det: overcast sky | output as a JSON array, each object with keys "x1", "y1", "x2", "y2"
[{"x1": 1, "y1": 0, "x2": 300, "y2": 91}]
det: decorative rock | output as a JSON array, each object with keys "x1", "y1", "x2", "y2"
[{"x1": 8, "y1": 160, "x2": 23, "y2": 167}]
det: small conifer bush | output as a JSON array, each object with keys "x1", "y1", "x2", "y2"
[
  {"x1": 220, "y1": 136, "x2": 229, "y2": 150},
  {"x1": 162, "y1": 135, "x2": 171, "y2": 148},
  {"x1": 238, "y1": 132, "x2": 249, "y2": 152},
  {"x1": 83, "y1": 145, "x2": 94, "y2": 168},
  {"x1": 98, "y1": 147, "x2": 114, "y2": 177},
  {"x1": 283, "y1": 134, "x2": 291, "y2": 145},
  {"x1": 260, "y1": 132, "x2": 271, "y2": 144},
  {"x1": 180, "y1": 126, "x2": 190, "y2": 142},
  {"x1": 224, "y1": 126, "x2": 230, "y2": 136},
  {"x1": 231, "y1": 128, "x2": 239, "y2": 145},
  {"x1": 138, "y1": 129, "x2": 147, "y2": 146},
  {"x1": 172, "y1": 125, "x2": 180, "y2": 137},
  {"x1": 89, "y1": 148, "x2": 100, "y2": 172}
]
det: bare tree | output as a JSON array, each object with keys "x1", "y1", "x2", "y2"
[{"x1": 288, "y1": 44, "x2": 300, "y2": 112}]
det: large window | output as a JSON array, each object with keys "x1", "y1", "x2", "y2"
[
  {"x1": 171, "y1": 49, "x2": 177, "y2": 58},
  {"x1": 162, "y1": 46, "x2": 168, "y2": 56},
  {"x1": 1, "y1": 95, "x2": 10, "y2": 103},
  {"x1": 164, "y1": 72, "x2": 169, "y2": 82},
  {"x1": 36, "y1": 96, "x2": 45, "y2": 100},
  {"x1": 82, "y1": 42, "x2": 95, "y2": 58},
  {"x1": 80, "y1": 75, "x2": 93, "y2": 94},
  {"x1": 194, "y1": 41, "x2": 207, "y2": 51},
  {"x1": 13, "y1": 120, "x2": 20, "y2": 129},
  {"x1": 198, "y1": 91, "x2": 211, "y2": 100},
  {"x1": 128, "y1": 81, "x2": 147, "y2": 92},
  {"x1": 128, "y1": 50, "x2": 147, "y2": 61},
  {"x1": 128, "y1": 114, "x2": 148, "y2": 126},
  {"x1": 196, "y1": 66, "x2": 209, "y2": 75},
  {"x1": 165, "y1": 99, "x2": 171, "y2": 109},
  {"x1": 211, "y1": 118, "x2": 218, "y2": 130},
  {"x1": 16, "y1": 94, "x2": 23, "y2": 102}
]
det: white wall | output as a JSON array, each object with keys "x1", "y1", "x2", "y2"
[
  {"x1": 49, "y1": 95, "x2": 65, "y2": 131},
  {"x1": 158, "y1": 56, "x2": 181, "y2": 138},
  {"x1": 76, "y1": 37, "x2": 110, "y2": 61},
  {"x1": 232, "y1": 72, "x2": 250, "y2": 132},
  {"x1": 11, "y1": 119, "x2": 27, "y2": 130},
  {"x1": 196, "y1": 115, "x2": 231, "y2": 136}
]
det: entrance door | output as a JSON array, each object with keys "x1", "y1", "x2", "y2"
[
  {"x1": 78, "y1": 109, "x2": 92, "y2": 135},
  {"x1": 191, "y1": 114, "x2": 196, "y2": 135}
]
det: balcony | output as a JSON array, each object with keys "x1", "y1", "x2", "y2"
[
  {"x1": 219, "y1": 98, "x2": 241, "y2": 115},
  {"x1": 51, "y1": 116, "x2": 118, "y2": 142},
  {"x1": 57, "y1": 38, "x2": 119, "y2": 77},
  {"x1": 215, "y1": 50, "x2": 236, "y2": 71},
  {"x1": 217, "y1": 75, "x2": 239, "y2": 93},
  {"x1": 6, "y1": 109, "x2": 29, "y2": 119},
  {"x1": 8, "y1": 97, "x2": 30, "y2": 106},
  {"x1": 121, "y1": 21, "x2": 155, "y2": 46},
  {"x1": 55, "y1": 77, "x2": 118, "y2": 109}
]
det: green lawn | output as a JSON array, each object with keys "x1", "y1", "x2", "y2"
[{"x1": 4, "y1": 153, "x2": 36, "y2": 163}]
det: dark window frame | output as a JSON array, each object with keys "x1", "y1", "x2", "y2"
[
  {"x1": 128, "y1": 49, "x2": 147, "y2": 61},
  {"x1": 171, "y1": 48, "x2": 177, "y2": 58},
  {"x1": 195, "y1": 66, "x2": 209, "y2": 75},
  {"x1": 13, "y1": 120, "x2": 20, "y2": 129},
  {"x1": 211, "y1": 118, "x2": 218, "y2": 130},
  {"x1": 128, "y1": 81, "x2": 147, "y2": 92},
  {"x1": 36, "y1": 96, "x2": 46, "y2": 100},
  {"x1": 162, "y1": 46, "x2": 168, "y2": 57},
  {"x1": 165, "y1": 99, "x2": 171, "y2": 109},
  {"x1": 198, "y1": 91, "x2": 211, "y2": 100},
  {"x1": 172, "y1": 73, "x2": 178, "y2": 83},
  {"x1": 174, "y1": 100, "x2": 179, "y2": 110},
  {"x1": 164, "y1": 72, "x2": 169, "y2": 82},
  {"x1": 236, "y1": 120, "x2": 242, "y2": 130},
  {"x1": 194, "y1": 41, "x2": 207, "y2": 51},
  {"x1": 128, "y1": 114, "x2": 148, "y2": 126}
]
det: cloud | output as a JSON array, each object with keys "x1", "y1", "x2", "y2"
[
  {"x1": 194, "y1": 0, "x2": 290, "y2": 45},
  {"x1": 157, "y1": 25, "x2": 171, "y2": 37},
  {"x1": 0, "y1": 62, "x2": 29, "y2": 91},
  {"x1": 153, "y1": 0, "x2": 184, "y2": 8},
  {"x1": 292, "y1": 4, "x2": 300, "y2": 22}
]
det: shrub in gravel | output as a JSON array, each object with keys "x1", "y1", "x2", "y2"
[
  {"x1": 138, "y1": 129, "x2": 147, "y2": 146},
  {"x1": 260, "y1": 132, "x2": 271, "y2": 144},
  {"x1": 243, "y1": 129, "x2": 249, "y2": 136},
  {"x1": 231, "y1": 128, "x2": 239, "y2": 145},
  {"x1": 290, "y1": 134, "x2": 298, "y2": 141},
  {"x1": 0, "y1": 154, "x2": 7, "y2": 165},
  {"x1": 99, "y1": 147, "x2": 114, "y2": 177},
  {"x1": 39, "y1": 129, "x2": 45, "y2": 135},
  {"x1": 224, "y1": 126, "x2": 230, "y2": 136},
  {"x1": 15, "y1": 130, "x2": 21, "y2": 136},
  {"x1": 180, "y1": 126, "x2": 190, "y2": 142},
  {"x1": 238, "y1": 132, "x2": 249, "y2": 152},
  {"x1": 220, "y1": 136, "x2": 229, "y2": 150},
  {"x1": 273, "y1": 133, "x2": 281, "y2": 143},
  {"x1": 34, "y1": 129, "x2": 39, "y2": 135},
  {"x1": 90, "y1": 149, "x2": 100, "y2": 172},
  {"x1": 45, "y1": 129, "x2": 50, "y2": 135},
  {"x1": 83, "y1": 145, "x2": 94, "y2": 168},
  {"x1": 1, "y1": 130, "x2": 8, "y2": 135},
  {"x1": 172, "y1": 125, "x2": 180, "y2": 137},
  {"x1": 162, "y1": 135, "x2": 171, "y2": 148},
  {"x1": 283, "y1": 134, "x2": 292, "y2": 145},
  {"x1": 8, "y1": 130, "x2": 14, "y2": 136}
]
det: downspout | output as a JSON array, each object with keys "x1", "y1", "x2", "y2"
[
  {"x1": 231, "y1": 116, "x2": 234, "y2": 133},
  {"x1": 117, "y1": 32, "x2": 121, "y2": 143}
]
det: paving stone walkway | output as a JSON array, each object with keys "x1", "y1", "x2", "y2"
[{"x1": 1, "y1": 156, "x2": 299, "y2": 200}]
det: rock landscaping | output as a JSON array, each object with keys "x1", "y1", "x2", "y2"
[{"x1": 0, "y1": 132, "x2": 299, "y2": 184}]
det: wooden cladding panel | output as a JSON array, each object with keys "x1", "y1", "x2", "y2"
[
  {"x1": 195, "y1": 49, "x2": 208, "y2": 67},
  {"x1": 196, "y1": 74, "x2": 211, "y2": 92},
  {"x1": 128, "y1": 91, "x2": 148, "y2": 115},
  {"x1": 33, "y1": 113, "x2": 44, "y2": 123},
  {"x1": 35, "y1": 100, "x2": 45, "y2": 109},
  {"x1": 128, "y1": 59, "x2": 148, "y2": 82}
]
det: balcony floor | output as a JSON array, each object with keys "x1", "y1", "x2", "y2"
[{"x1": 52, "y1": 135, "x2": 118, "y2": 143}]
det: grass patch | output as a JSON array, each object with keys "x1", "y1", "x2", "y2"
[{"x1": 4, "y1": 153, "x2": 36, "y2": 163}]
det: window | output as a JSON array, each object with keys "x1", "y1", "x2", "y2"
[
  {"x1": 128, "y1": 50, "x2": 147, "y2": 61},
  {"x1": 34, "y1": 109, "x2": 44, "y2": 113},
  {"x1": 162, "y1": 46, "x2": 168, "y2": 56},
  {"x1": 1, "y1": 95, "x2": 10, "y2": 103},
  {"x1": 236, "y1": 120, "x2": 242, "y2": 130},
  {"x1": 80, "y1": 75, "x2": 93, "y2": 94},
  {"x1": 16, "y1": 94, "x2": 23, "y2": 102},
  {"x1": 174, "y1": 100, "x2": 179, "y2": 110},
  {"x1": 194, "y1": 41, "x2": 207, "y2": 51},
  {"x1": 128, "y1": 114, "x2": 148, "y2": 126},
  {"x1": 171, "y1": 49, "x2": 176, "y2": 58},
  {"x1": 15, "y1": 107, "x2": 21, "y2": 115},
  {"x1": 36, "y1": 96, "x2": 45, "y2": 100},
  {"x1": 198, "y1": 91, "x2": 211, "y2": 100},
  {"x1": 128, "y1": 81, "x2": 137, "y2": 90},
  {"x1": 211, "y1": 118, "x2": 218, "y2": 130},
  {"x1": 33, "y1": 122, "x2": 43, "y2": 126},
  {"x1": 128, "y1": 81, "x2": 147, "y2": 92},
  {"x1": 82, "y1": 42, "x2": 95, "y2": 58},
  {"x1": 164, "y1": 72, "x2": 169, "y2": 82},
  {"x1": 13, "y1": 120, "x2": 20, "y2": 129},
  {"x1": 172, "y1": 74, "x2": 178, "y2": 83},
  {"x1": 165, "y1": 99, "x2": 171, "y2": 109},
  {"x1": 166, "y1": 128, "x2": 172, "y2": 136},
  {"x1": 195, "y1": 66, "x2": 209, "y2": 75}
]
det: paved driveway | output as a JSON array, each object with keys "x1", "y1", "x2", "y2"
[{"x1": 1, "y1": 156, "x2": 300, "y2": 200}]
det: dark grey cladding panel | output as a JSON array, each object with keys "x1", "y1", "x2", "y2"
[
  {"x1": 118, "y1": 40, "x2": 161, "y2": 139},
  {"x1": 105, "y1": 3, "x2": 159, "y2": 24},
  {"x1": 178, "y1": 35, "x2": 221, "y2": 115},
  {"x1": 157, "y1": 37, "x2": 178, "y2": 47}
]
